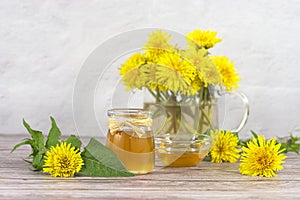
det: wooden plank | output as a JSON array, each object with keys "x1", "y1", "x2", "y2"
[{"x1": 0, "y1": 134, "x2": 299, "y2": 199}]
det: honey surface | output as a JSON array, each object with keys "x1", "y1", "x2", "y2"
[{"x1": 106, "y1": 130, "x2": 155, "y2": 174}]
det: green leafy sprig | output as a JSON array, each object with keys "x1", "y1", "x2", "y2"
[
  {"x1": 278, "y1": 134, "x2": 300, "y2": 154},
  {"x1": 12, "y1": 117, "x2": 134, "y2": 177},
  {"x1": 239, "y1": 130, "x2": 300, "y2": 154}
]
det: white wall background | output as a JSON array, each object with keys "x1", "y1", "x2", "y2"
[{"x1": 1, "y1": 0, "x2": 300, "y2": 139}]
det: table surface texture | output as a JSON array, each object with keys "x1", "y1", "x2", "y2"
[{"x1": 0, "y1": 134, "x2": 299, "y2": 200}]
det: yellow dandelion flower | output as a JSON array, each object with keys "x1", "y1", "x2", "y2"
[
  {"x1": 120, "y1": 53, "x2": 147, "y2": 91},
  {"x1": 43, "y1": 142, "x2": 84, "y2": 177},
  {"x1": 138, "y1": 63, "x2": 167, "y2": 91},
  {"x1": 145, "y1": 49, "x2": 166, "y2": 63},
  {"x1": 210, "y1": 130, "x2": 241, "y2": 163},
  {"x1": 143, "y1": 30, "x2": 175, "y2": 62},
  {"x1": 239, "y1": 135, "x2": 287, "y2": 177},
  {"x1": 121, "y1": 67, "x2": 146, "y2": 91},
  {"x1": 155, "y1": 52, "x2": 197, "y2": 95},
  {"x1": 210, "y1": 55, "x2": 240, "y2": 91},
  {"x1": 190, "y1": 76, "x2": 204, "y2": 94},
  {"x1": 184, "y1": 48, "x2": 222, "y2": 86},
  {"x1": 120, "y1": 53, "x2": 146, "y2": 75},
  {"x1": 186, "y1": 29, "x2": 222, "y2": 49},
  {"x1": 144, "y1": 30, "x2": 173, "y2": 51}
]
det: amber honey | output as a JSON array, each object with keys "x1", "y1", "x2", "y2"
[
  {"x1": 155, "y1": 136, "x2": 209, "y2": 167},
  {"x1": 157, "y1": 151, "x2": 207, "y2": 167},
  {"x1": 106, "y1": 130, "x2": 155, "y2": 174}
]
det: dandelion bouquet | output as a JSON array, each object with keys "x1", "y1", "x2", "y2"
[{"x1": 120, "y1": 29, "x2": 240, "y2": 136}]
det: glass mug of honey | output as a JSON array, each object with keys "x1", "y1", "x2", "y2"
[{"x1": 106, "y1": 108, "x2": 155, "y2": 174}]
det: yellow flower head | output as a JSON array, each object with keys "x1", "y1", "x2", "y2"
[
  {"x1": 138, "y1": 63, "x2": 167, "y2": 92},
  {"x1": 120, "y1": 53, "x2": 146, "y2": 75},
  {"x1": 186, "y1": 29, "x2": 222, "y2": 49},
  {"x1": 210, "y1": 130, "x2": 241, "y2": 163},
  {"x1": 144, "y1": 30, "x2": 173, "y2": 51},
  {"x1": 184, "y1": 48, "x2": 222, "y2": 86},
  {"x1": 144, "y1": 30, "x2": 175, "y2": 62},
  {"x1": 119, "y1": 53, "x2": 147, "y2": 91},
  {"x1": 43, "y1": 142, "x2": 84, "y2": 177},
  {"x1": 210, "y1": 55, "x2": 240, "y2": 91},
  {"x1": 239, "y1": 135, "x2": 287, "y2": 177},
  {"x1": 190, "y1": 76, "x2": 204, "y2": 94},
  {"x1": 155, "y1": 52, "x2": 198, "y2": 95}
]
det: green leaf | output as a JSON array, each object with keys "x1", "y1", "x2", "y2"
[
  {"x1": 45, "y1": 116, "x2": 62, "y2": 149},
  {"x1": 239, "y1": 140, "x2": 249, "y2": 148},
  {"x1": 23, "y1": 119, "x2": 45, "y2": 155},
  {"x1": 23, "y1": 159, "x2": 32, "y2": 164},
  {"x1": 250, "y1": 130, "x2": 258, "y2": 138},
  {"x1": 80, "y1": 138, "x2": 134, "y2": 177},
  {"x1": 231, "y1": 131, "x2": 239, "y2": 138},
  {"x1": 31, "y1": 152, "x2": 45, "y2": 171},
  {"x1": 196, "y1": 128, "x2": 211, "y2": 140},
  {"x1": 11, "y1": 139, "x2": 33, "y2": 153},
  {"x1": 65, "y1": 135, "x2": 82, "y2": 149},
  {"x1": 11, "y1": 119, "x2": 47, "y2": 171},
  {"x1": 279, "y1": 134, "x2": 300, "y2": 154}
]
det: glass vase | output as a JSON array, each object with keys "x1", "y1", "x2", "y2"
[{"x1": 144, "y1": 87, "x2": 249, "y2": 167}]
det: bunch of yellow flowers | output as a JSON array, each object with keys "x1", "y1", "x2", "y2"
[
  {"x1": 210, "y1": 130, "x2": 287, "y2": 178},
  {"x1": 120, "y1": 29, "x2": 240, "y2": 100}
]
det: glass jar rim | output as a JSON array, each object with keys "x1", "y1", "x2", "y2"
[{"x1": 107, "y1": 108, "x2": 152, "y2": 118}]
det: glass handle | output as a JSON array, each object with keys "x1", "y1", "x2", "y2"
[{"x1": 220, "y1": 91, "x2": 249, "y2": 133}]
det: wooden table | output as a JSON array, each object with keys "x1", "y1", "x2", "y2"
[{"x1": 1, "y1": 134, "x2": 299, "y2": 199}]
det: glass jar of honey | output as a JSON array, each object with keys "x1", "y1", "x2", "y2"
[{"x1": 106, "y1": 109, "x2": 155, "y2": 174}]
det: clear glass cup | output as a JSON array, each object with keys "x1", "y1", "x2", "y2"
[{"x1": 106, "y1": 108, "x2": 155, "y2": 174}]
